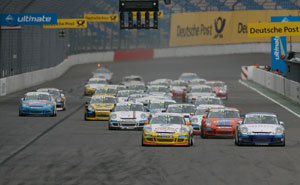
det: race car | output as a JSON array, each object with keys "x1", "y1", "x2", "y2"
[
  {"x1": 92, "y1": 67, "x2": 113, "y2": 82},
  {"x1": 84, "y1": 77, "x2": 107, "y2": 96},
  {"x1": 122, "y1": 75, "x2": 144, "y2": 86},
  {"x1": 188, "y1": 78, "x2": 207, "y2": 85},
  {"x1": 184, "y1": 85, "x2": 215, "y2": 103},
  {"x1": 84, "y1": 95, "x2": 117, "y2": 121},
  {"x1": 190, "y1": 106, "x2": 210, "y2": 135},
  {"x1": 37, "y1": 88, "x2": 66, "y2": 111},
  {"x1": 19, "y1": 92, "x2": 57, "y2": 117},
  {"x1": 206, "y1": 80, "x2": 228, "y2": 100},
  {"x1": 178, "y1": 73, "x2": 199, "y2": 82},
  {"x1": 146, "y1": 85, "x2": 172, "y2": 98},
  {"x1": 142, "y1": 113, "x2": 193, "y2": 146},
  {"x1": 235, "y1": 112, "x2": 285, "y2": 146},
  {"x1": 109, "y1": 102, "x2": 149, "y2": 130},
  {"x1": 166, "y1": 104, "x2": 196, "y2": 122},
  {"x1": 201, "y1": 107, "x2": 242, "y2": 138},
  {"x1": 126, "y1": 83, "x2": 146, "y2": 91},
  {"x1": 170, "y1": 80, "x2": 187, "y2": 99}
]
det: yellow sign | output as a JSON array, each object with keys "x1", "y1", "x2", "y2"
[
  {"x1": 248, "y1": 22, "x2": 300, "y2": 37},
  {"x1": 43, "y1": 19, "x2": 87, "y2": 29},
  {"x1": 169, "y1": 10, "x2": 300, "y2": 47},
  {"x1": 132, "y1": 10, "x2": 164, "y2": 19},
  {"x1": 84, "y1": 14, "x2": 118, "y2": 22}
]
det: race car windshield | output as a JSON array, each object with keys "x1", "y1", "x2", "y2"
[
  {"x1": 117, "y1": 91, "x2": 130, "y2": 97},
  {"x1": 243, "y1": 115, "x2": 278, "y2": 124},
  {"x1": 190, "y1": 88, "x2": 212, "y2": 93},
  {"x1": 149, "y1": 103, "x2": 165, "y2": 109},
  {"x1": 207, "y1": 110, "x2": 240, "y2": 118},
  {"x1": 195, "y1": 109, "x2": 207, "y2": 115},
  {"x1": 150, "y1": 116, "x2": 185, "y2": 124},
  {"x1": 207, "y1": 82, "x2": 224, "y2": 87},
  {"x1": 96, "y1": 68, "x2": 110, "y2": 73},
  {"x1": 127, "y1": 85, "x2": 145, "y2": 91},
  {"x1": 95, "y1": 88, "x2": 117, "y2": 94},
  {"x1": 25, "y1": 94, "x2": 51, "y2": 101},
  {"x1": 124, "y1": 77, "x2": 142, "y2": 82},
  {"x1": 195, "y1": 99, "x2": 222, "y2": 106},
  {"x1": 89, "y1": 80, "x2": 106, "y2": 84},
  {"x1": 114, "y1": 104, "x2": 144, "y2": 111},
  {"x1": 90, "y1": 97, "x2": 116, "y2": 104},
  {"x1": 48, "y1": 90, "x2": 60, "y2": 97},
  {"x1": 171, "y1": 81, "x2": 186, "y2": 86},
  {"x1": 167, "y1": 106, "x2": 196, "y2": 113},
  {"x1": 148, "y1": 87, "x2": 169, "y2": 93}
]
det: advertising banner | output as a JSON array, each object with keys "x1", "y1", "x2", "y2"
[
  {"x1": 43, "y1": 19, "x2": 87, "y2": 29},
  {"x1": 248, "y1": 22, "x2": 300, "y2": 37},
  {"x1": 0, "y1": 13, "x2": 57, "y2": 25},
  {"x1": 84, "y1": 14, "x2": 118, "y2": 22},
  {"x1": 169, "y1": 10, "x2": 300, "y2": 47}
]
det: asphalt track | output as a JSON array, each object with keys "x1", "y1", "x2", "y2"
[{"x1": 0, "y1": 54, "x2": 300, "y2": 185}]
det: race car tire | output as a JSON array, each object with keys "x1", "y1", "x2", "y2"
[
  {"x1": 201, "y1": 129, "x2": 207, "y2": 139},
  {"x1": 108, "y1": 124, "x2": 114, "y2": 130},
  {"x1": 235, "y1": 136, "x2": 241, "y2": 146},
  {"x1": 190, "y1": 135, "x2": 194, "y2": 146},
  {"x1": 19, "y1": 110, "x2": 24, "y2": 117},
  {"x1": 141, "y1": 137, "x2": 146, "y2": 146},
  {"x1": 84, "y1": 114, "x2": 88, "y2": 121}
]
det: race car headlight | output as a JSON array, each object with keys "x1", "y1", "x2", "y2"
[
  {"x1": 179, "y1": 127, "x2": 188, "y2": 133},
  {"x1": 205, "y1": 120, "x2": 212, "y2": 127},
  {"x1": 47, "y1": 104, "x2": 52, "y2": 107},
  {"x1": 110, "y1": 114, "x2": 117, "y2": 120},
  {"x1": 219, "y1": 89, "x2": 227, "y2": 93},
  {"x1": 191, "y1": 118, "x2": 198, "y2": 124},
  {"x1": 87, "y1": 105, "x2": 95, "y2": 112},
  {"x1": 140, "y1": 114, "x2": 147, "y2": 120},
  {"x1": 22, "y1": 103, "x2": 28, "y2": 107},
  {"x1": 144, "y1": 126, "x2": 152, "y2": 133},
  {"x1": 275, "y1": 127, "x2": 284, "y2": 135},
  {"x1": 239, "y1": 127, "x2": 248, "y2": 135}
]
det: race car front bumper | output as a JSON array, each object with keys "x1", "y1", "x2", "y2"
[
  {"x1": 238, "y1": 134, "x2": 285, "y2": 145},
  {"x1": 142, "y1": 133, "x2": 190, "y2": 146},
  {"x1": 203, "y1": 127, "x2": 235, "y2": 137},
  {"x1": 109, "y1": 120, "x2": 146, "y2": 130},
  {"x1": 56, "y1": 102, "x2": 65, "y2": 110},
  {"x1": 192, "y1": 124, "x2": 201, "y2": 135},
  {"x1": 216, "y1": 92, "x2": 228, "y2": 99},
  {"x1": 84, "y1": 88, "x2": 96, "y2": 96},
  {"x1": 20, "y1": 106, "x2": 54, "y2": 116},
  {"x1": 85, "y1": 110, "x2": 111, "y2": 120}
]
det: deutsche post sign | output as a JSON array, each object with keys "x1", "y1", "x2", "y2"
[
  {"x1": 43, "y1": 19, "x2": 87, "y2": 29},
  {"x1": 248, "y1": 22, "x2": 300, "y2": 37},
  {"x1": 84, "y1": 14, "x2": 118, "y2": 22}
]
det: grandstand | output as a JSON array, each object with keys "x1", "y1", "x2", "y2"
[{"x1": 0, "y1": 0, "x2": 299, "y2": 78}]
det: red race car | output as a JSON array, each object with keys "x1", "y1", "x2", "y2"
[
  {"x1": 201, "y1": 107, "x2": 242, "y2": 138},
  {"x1": 206, "y1": 80, "x2": 228, "y2": 100}
]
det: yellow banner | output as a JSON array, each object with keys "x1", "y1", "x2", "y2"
[
  {"x1": 43, "y1": 19, "x2": 87, "y2": 29},
  {"x1": 132, "y1": 10, "x2": 164, "y2": 18},
  {"x1": 248, "y1": 22, "x2": 300, "y2": 37},
  {"x1": 169, "y1": 10, "x2": 300, "y2": 47},
  {"x1": 84, "y1": 14, "x2": 118, "y2": 22}
]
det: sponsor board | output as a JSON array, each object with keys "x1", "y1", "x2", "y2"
[
  {"x1": 0, "y1": 25, "x2": 21, "y2": 30},
  {"x1": 169, "y1": 10, "x2": 300, "y2": 47},
  {"x1": 1, "y1": 78, "x2": 6, "y2": 96},
  {"x1": 84, "y1": 14, "x2": 118, "y2": 22},
  {"x1": 0, "y1": 13, "x2": 57, "y2": 25},
  {"x1": 248, "y1": 22, "x2": 300, "y2": 37},
  {"x1": 43, "y1": 19, "x2": 87, "y2": 29}
]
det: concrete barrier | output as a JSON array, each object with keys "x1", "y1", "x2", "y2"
[{"x1": 0, "y1": 51, "x2": 114, "y2": 96}]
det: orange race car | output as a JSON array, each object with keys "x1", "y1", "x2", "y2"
[{"x1": 201, "y1": 107, "x2": 242, "y2": 138}]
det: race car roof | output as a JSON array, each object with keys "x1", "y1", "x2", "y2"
[{"x1": 245, "y1": 112, "x2": 277, "y2": 117}]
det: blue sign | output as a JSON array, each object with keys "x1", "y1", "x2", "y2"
[
  {"x1": 271, "y1": 16, "x2": 300, "y2": 75},
  {"x1": 0, "y1": 13, "x2": 57, "y2": 25}
]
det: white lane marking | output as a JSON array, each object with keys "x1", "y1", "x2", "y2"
[{"x1": 239, "y1": 79, "x2": 300, "y2": 118}]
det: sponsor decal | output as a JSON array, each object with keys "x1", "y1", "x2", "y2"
[
  {"x1": 43, "y1": 19, "x2": 87, "y2": 29},
  {"x1": 247, "y1": 22, "x2": 300, "y2": 37},
  {"x1": 0, "y1": 13, "x2": 57, "y2": 25},
  {"x1": 84, "y1": 14, "x2": 119, "y2": 22},
  {"x1": 214, "y1": 17, "x2": 226, "y2": 39}
]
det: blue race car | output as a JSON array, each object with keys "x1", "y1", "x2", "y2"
[
  {"x1": 19, "y1": 92, "x2": 57, "y2": 117},
  {"x1": 235, "y1": 112, "x2": 285, "y2": 146}
]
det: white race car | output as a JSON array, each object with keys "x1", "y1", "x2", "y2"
[
  {"x1": 235, "y1": 112, "x2": 285, "y2": 146},
  {"x1": 109, "y1": 102, "x2": 149, "y2": 130}
]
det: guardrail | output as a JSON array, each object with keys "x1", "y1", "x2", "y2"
[{"x1": 242, "y1": 66, "x2": 300, "y2": 104}]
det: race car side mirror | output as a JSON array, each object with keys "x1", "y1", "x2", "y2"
[
  {"x1": 279, "y1": 121, "x2": 285, "y2": 126},
  {"x1": 202, "y1": 115, "x2": 207, "y2": 119},
  {"x1": 85, "y1": 102, "x2": 89, "y2": 107},
  {"x1": 144, "y1": 121, "x2": 149, "y2": 125},
  {"x1": 20, "y1": 98, "x2": 24, "y2": 101},
  {"x1": 61, "y1": 94, "x2": 65, "y2": 97},
  {"x1": 186, "y1": 122, "x2": 191, "y2": 126},
  {"x1": 237, "y1": 120, "x2": 242, "y2": 125}
]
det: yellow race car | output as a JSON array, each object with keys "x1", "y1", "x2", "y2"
[
  {"x1": 85, "y1": 95, "x2": 117, "y2": 121},
  {"x1": 142, "y1": 113, "x2": 194, "y2": 146}
]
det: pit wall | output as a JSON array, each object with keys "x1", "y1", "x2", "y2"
[
  {"x1": 1, "y1": 42, "x2": 300, "y2": 96},
  {"x1": 241, "y1": 66, "x2": 300, "y2": 104}
]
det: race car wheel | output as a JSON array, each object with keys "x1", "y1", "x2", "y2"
[
  {"x1": 201, "y1": 129, "x2": 206, "y2": 139},
  {"x1": 141, "y1": 137, "x2": 145, "y2": 146},
  {"x1": 84, "y1": 114, "x2": 88, "y2": 121},
  {"x1": 190, "y1": 135, "x2": 194, "y2": 146},
  {"x1": 19, "y1": 110, "x2": 24, "y2": 117},
  {"x1": 235, "y1": 136, "x2": 241, "y2": 146}
]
